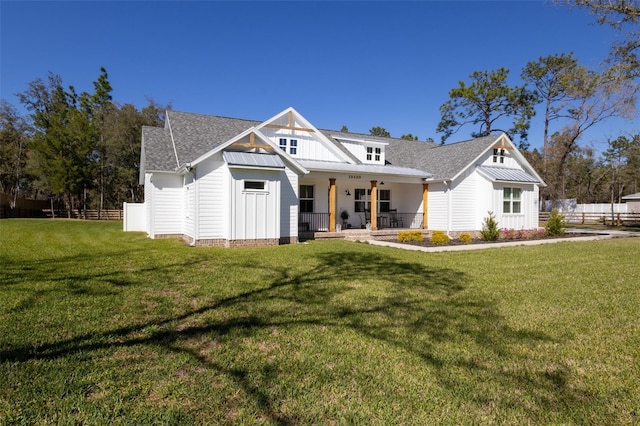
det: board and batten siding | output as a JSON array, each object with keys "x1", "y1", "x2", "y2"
[
  {"x1": 492, "y1": 183, "x2": 539, "y2": 229},
  {"x1": 262, "y1": 128, "x2": 342, "y2": 163},
  {"x1": 196, "y1": 155, "x2": 228, "y2": 240},
  {"x1": 229, "y1": 169, "x2": 281, "y2": 241},
  {"x1": 148, "y1": 172, "x2": 183, "y2": 237}
]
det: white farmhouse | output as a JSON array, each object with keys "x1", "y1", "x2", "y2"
[{"x1": 136, "y1": 107, "x2": 544, "y2": 247}]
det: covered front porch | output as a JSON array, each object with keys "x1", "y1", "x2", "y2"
[{"x1": 297, "y1": 173, "x2": 430, "y2": 233}]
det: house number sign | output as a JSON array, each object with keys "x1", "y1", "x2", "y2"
[{"x1": 348, "y1": 175, "x2": 362, "y2": 179}]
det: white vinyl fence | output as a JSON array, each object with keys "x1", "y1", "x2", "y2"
[
  {"x1": 123, "y1": 202, "x2": 146, "y2": 232},
  {"x1": 544, "y1": 200, "x2": 628, "y2": 214}
]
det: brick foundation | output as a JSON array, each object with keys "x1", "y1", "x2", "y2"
[{"x1": 154, "y1": 234, "x2": 297, "y2": 248}]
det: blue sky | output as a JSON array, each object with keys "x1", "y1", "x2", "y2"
[{"x1": 1, "y1": 1, "x2": 636, "y2": 152}]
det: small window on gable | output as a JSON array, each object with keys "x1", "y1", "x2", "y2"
[
  {"x1": 375, "y1": 147, "x2": 381, "y2": 162},
  {"x1": 366, "y1": 147, "x2": 373, "y2": 161},
  {"x1": 244, "y1": 181, "x2": 266, "y2": 191},
  {"x1": 278, "y1": 138, "x2": 298, "y2": 155},
  {"x1": 493, "y1": 148, "x2": 506, "y2": 164}
]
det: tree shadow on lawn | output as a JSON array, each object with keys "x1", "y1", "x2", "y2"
[{"x1": 1, "y1": 248, "x2": 602, "y2": 423}]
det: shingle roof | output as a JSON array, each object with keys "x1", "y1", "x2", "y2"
[
  {"x1": 141, "y1": 110, "x2": 511, "y2": 182},
  {"x1": 386, "y1": 134, "x2": 498, "y2": 181},
  {"x1": 167, "y1": 111, "x2": 260, "y2": 166},
  {"x1": 141, "y1": 126, "x2": 176, "y2": 171}
]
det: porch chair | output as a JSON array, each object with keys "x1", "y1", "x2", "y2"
[
  {"x1": 364, "y1": 209, "x2": 371, "y2": 224},
  {"x1": 389, "y1": 209, "x2": 403, "y2": 228}
]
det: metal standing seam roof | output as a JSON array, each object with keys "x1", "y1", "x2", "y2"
[
  {"x1": 223, "y1": 151, "x2": 285, "y2": 169},
  {"x1": 622, "y1": 192, "x2": 640, "y2": 200},
  {"x1": 297, "y1": 159, "x2": 431, "y2": 178},
  {"x1": 477, "y1": 165, "x2": 540, "y2": 183}
]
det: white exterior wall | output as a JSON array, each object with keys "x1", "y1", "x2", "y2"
[
  {"x1": 196, "y1": 155, "x2": 228, "y2": 240},
  {"x1": 281, "y1": 168, "x2": 299, "y2": 238},
  {"x1": 481, "y1": 150, "x2": 519, "y2": 168},
  {"x1": 450, "y1": 170, "x2": 481, "y2": 231},
  {"x1": 229, "y1": 169, "x2": 281, "y2": 240},
  {"x1": 427, "y1": 182, "x2": 449, "y2": 231},
  {"x1": 146, "y1": 172, "x2": 183, "y2": 238},
  {"x1": 340, "y1": 141, "x2": 386, "y2": 165},
  {"x1": 385, "y1": 183, "x2": 423, "y2": 228},
  {"x1": 144, "y1": 173, "x2": 153, "y2": 236},
  {"x1": 262, "y1": 128, "x2": 342, "y2": 162},
  {"x1": 491, "y1": 183, "x2": 539, "y2": 229},
  {"x1": 183, "y1": 174, "x2": 196, "y2": 239}
]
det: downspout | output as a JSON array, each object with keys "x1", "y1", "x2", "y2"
[
  {"x1": 189, "y1": 169, "x2": 197, "y2": 247},
  {"x1": 445, "y1": 180, "x2": 452, "y2": 238}
]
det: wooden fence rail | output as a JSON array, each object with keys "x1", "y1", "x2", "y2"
[
  {"x1": 539, "y1": 211, "x2": 640, "y2": 226},
  {"x1": 42, "y1": 209, "x2": 124, "y2": 220}
]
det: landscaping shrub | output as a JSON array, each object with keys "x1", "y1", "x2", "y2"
[
  {"x1": 458, "y1": 232, "x2": 472, "y2": 244},
  {"x1": 480, "y1": 211, "x2": 500, "y2": 241},
  {"x1": 398, "y1": 230, "x2": 423, "y2": 242},
  {"x1": 545, "y1": 209, "x2": 567, "y2": 236},
  {"x1": 430, "y1": 231, "x2": 450, "y2": 245}
]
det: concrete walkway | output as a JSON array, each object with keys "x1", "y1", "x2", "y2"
[{"x1": 365, "y1": 229, "x2": 639, "y2": 253}]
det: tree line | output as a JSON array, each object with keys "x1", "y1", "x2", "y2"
[
  {"x1": 1, "y1": 68, "x2": 168, "y2": 217},
  {"x1": 361, "y1": 0, "x2": 640, "y2": 204},
  {"x1": 1, "y1": 1, "x2": 638, "y2": 215}
]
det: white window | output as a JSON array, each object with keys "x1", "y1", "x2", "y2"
[
  {"x1": 354, "y1": 188, "x2": 391, "y2": 212},
  {"x1": 299, "y1": 185, "x2": 314, "y2": 213},
  {"x1": 244, "y1": 181, "x2": 266, "y2": 191},
  {"x1": 279, "y1": 138, "x2": 298, "y2": 155},
  {"x1": 493, "y1": 148, "x2": 505, "y2": 164},
  {"x1": 503, "y1": 187, "x2": 521, "y2": 213},
  {"x1": 364, "y1": 145, "x2": 383, "y2": 163}
]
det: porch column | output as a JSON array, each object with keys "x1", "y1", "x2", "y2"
[
  {"x1": 329, "y1": 178, "x2": 336, "y2": 232},
  {"x1": 370, "y1": 180, "x2": 378, "y2": 231},
  {"x1": 422, "y1": 183, "x2": 429, "y2": 229}
]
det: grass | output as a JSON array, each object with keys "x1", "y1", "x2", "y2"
[{"x1": 1, "y1": 219, "x2": 639, "y2": 424}]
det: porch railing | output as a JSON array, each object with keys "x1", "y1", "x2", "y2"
[
  {"x1": 299, "y1": 212, "x2": 422, "y2": 232},
  {"x1": 298, "y1": 212, "x2": 330, "y2": 232},
  {"x1": 376, "y1": 212, "x2": 422, "y2": 229}
]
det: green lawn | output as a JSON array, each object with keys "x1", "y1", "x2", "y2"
[{"x1": 1, "y1": 220, "x2": 639, "y2": 424}]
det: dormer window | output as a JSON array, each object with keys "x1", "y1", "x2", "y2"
[
  {"x1": 366, "y1": 147, "x2": 381, "y2": 162},
  {"x1": 332, "y1": 135, "x2": 387, "y2": 164},
  {"x1": 493, "y1": 148, "x2": 505, "y2": 164}
]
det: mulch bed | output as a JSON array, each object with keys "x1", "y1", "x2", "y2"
[{"x1": 394, "y1": 232, "x2": 599, "y2": 248}]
